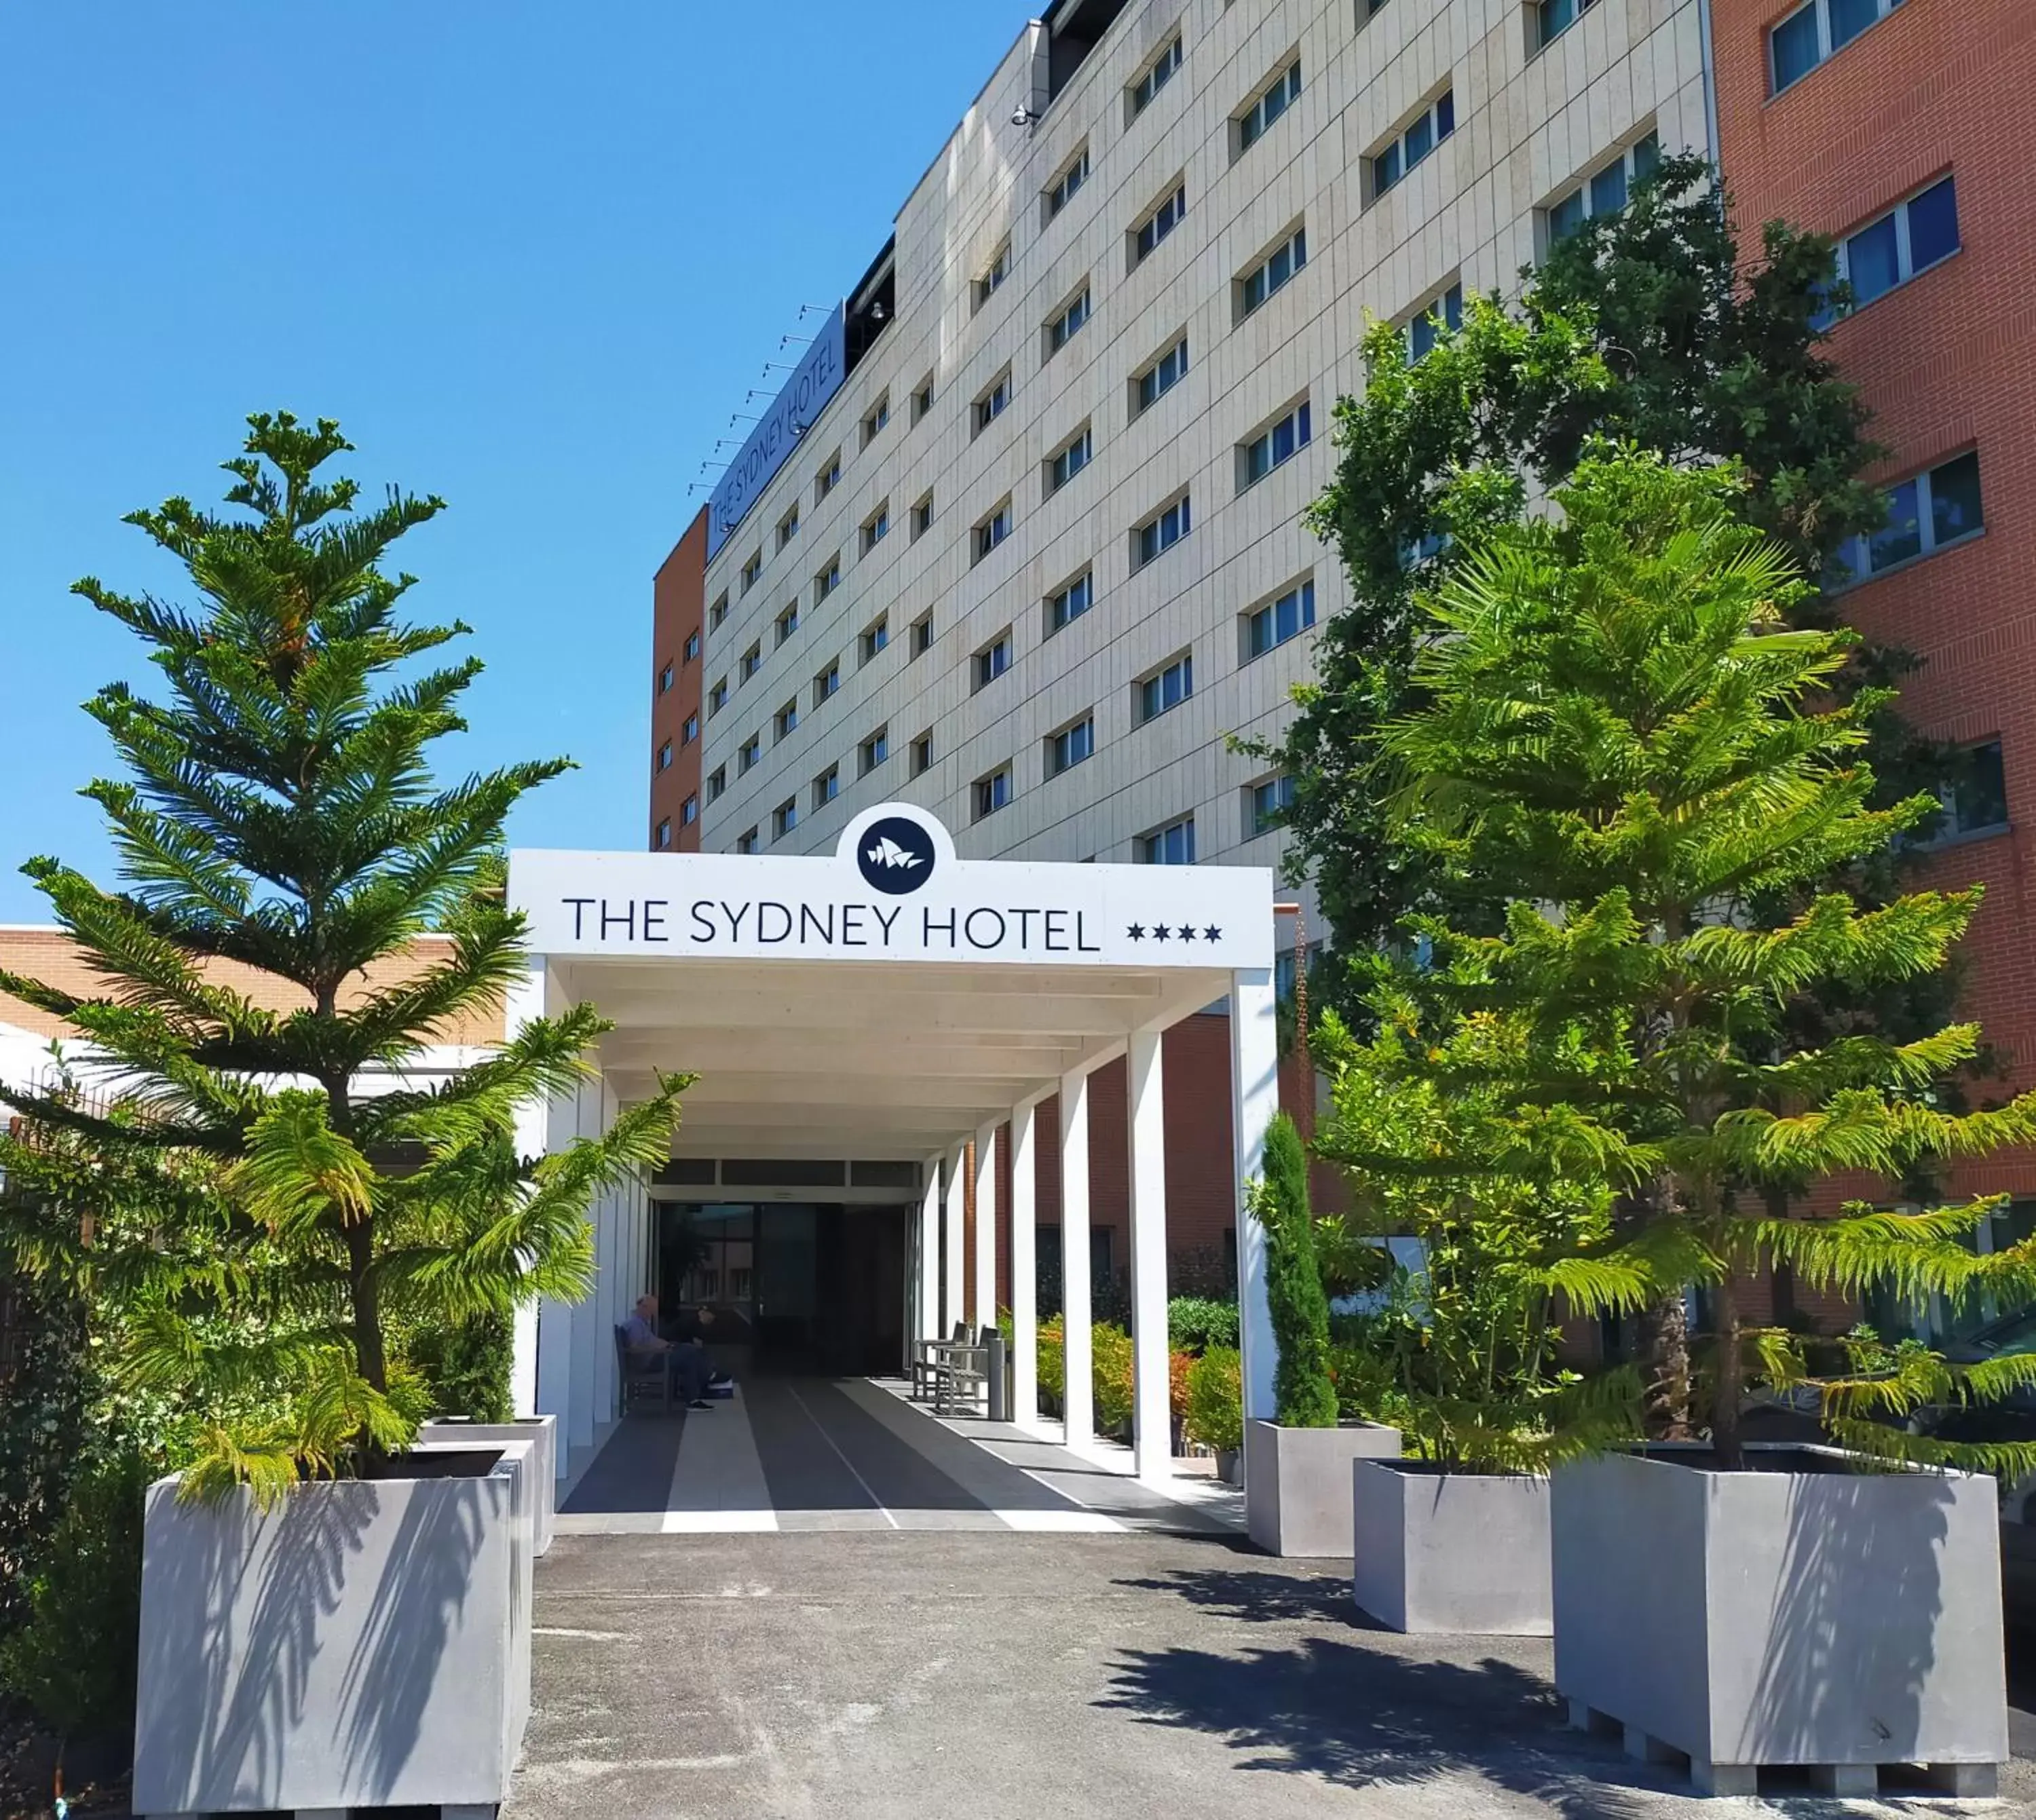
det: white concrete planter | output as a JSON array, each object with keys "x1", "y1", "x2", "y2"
[
  {"x1": 420, "y1": 1414, "x2": 557, "y2": 1555},
  {"x1": 132, "y1": 1443, "x2": 535, "y2": 1816},
  {"x1": 1552, "y1": 1446, "x2": 2008, "y2": 1797},
  {"x1": 1351, "y1": 1459, "x2": 1551, "y2": 1635},
  {"x1": 1245, "y1": 1418, "x2": 1400, "y2": 1557}
]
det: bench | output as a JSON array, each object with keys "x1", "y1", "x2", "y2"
[{"x1": 614, "y1": 1325, "x2": 674, "y2": 1415}]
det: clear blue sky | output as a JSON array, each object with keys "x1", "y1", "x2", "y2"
[{"x1": 0, "y1": 3, "x2": 1025, "y2": 922}]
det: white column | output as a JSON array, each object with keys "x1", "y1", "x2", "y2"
[
  {"x1": 1010, "y1": 1100, "x2": 1038, "y2": 1424},
  {"x1": 565, "y1": 1073, "x2": 601, "y2": 1453},
  {"x1": 1231, "y1": 968, "x2": 1281, "y2": 1422},
  {"x1": 943, "y1": 1143, "x2": 966, "y2": 1335},
  {"x1": 973, "y1": 1122, "x2": 998, "y2": 1333},
  {"x1": 918, "y1": 1158, "x2": 942, "y2": 1341},
  {"x1": 506, "y1": 960, "x2": 546, "y2": 1419},
  {"x1": 1127, "y1": 1027, "x2": 1172, "y2": 1483},
  {"x1": 1058, "y1": 1067, "x2": 1093, "y2": 1454}
]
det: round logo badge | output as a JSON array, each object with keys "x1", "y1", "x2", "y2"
[{"x1": 856, "y1": 814, "x2": 939, "y2": 896}]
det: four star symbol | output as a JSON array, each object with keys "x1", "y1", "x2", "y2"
[{"x1": 1125, "y1": 919, "x2": 1224, "y2": 945}]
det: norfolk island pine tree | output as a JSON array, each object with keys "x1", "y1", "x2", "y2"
[{"x1": 0, "y1": 413, "x2": 688, "y2": 1498}]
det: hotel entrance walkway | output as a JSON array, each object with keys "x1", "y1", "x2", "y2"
[{"x1": 557, "y1": 1375, "x2": 1244, "y2": 1538}]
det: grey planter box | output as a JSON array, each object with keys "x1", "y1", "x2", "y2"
[
  {"x1": 1352, "y1": 1459, "x2": 1551, "y2": 1635},
  {"x1": 420, "y1": 1414, "x2": 557, "y2": 1555},
  {"x1": 1245, "y1": 1418, "x2": 1401, "y2": 1557},
  {"x1": 132, "y1": 1442, "x2": 535, "y2": 1815},
  {"x1": 1553, "y1": 1446, "x2": 2007, "y2": 1796}
]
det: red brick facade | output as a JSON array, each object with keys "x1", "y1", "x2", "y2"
[{"x1": 649, "y1": 510, "x2": 708, "y2": 853}]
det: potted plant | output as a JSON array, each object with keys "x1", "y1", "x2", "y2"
[
  {"x1": 1244, "y1": 1113, "x2": 1399, "y2": 1556},
  {"x1": 1183, "y1": 1344, "x2": 1243, "y2": 1482},
  {"x1": 1367, "y1": 451, "x2": 2034, "y2": 1790},
  {"x1": 0, "y1": 415, "x2": 686, "y2": 1815}
]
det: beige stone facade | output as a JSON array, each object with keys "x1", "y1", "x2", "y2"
[{"x1": 696, "y1": 0, "x2": 1711, "y2": 873}]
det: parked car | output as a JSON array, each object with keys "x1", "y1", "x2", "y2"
[{"x1": 1923, "y1": 1306, "x2": 2036, "y2": 1616}]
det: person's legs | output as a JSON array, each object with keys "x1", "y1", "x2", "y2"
[{"x1": 671, "y1": 1342, "x2": 712, "y2": 1404}]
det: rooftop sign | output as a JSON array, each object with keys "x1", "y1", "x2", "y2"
[
  {"x1": 510, "y1": 804, "x2": 1275, "y2": 970},
  {"x1": 705, "y1": 303, "x2": 846, "y2": 560}
]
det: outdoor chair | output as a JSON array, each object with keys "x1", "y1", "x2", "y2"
[
  {"x1": 911, "y1": 1321, "x2": 971, "y2": 1399},
  {"x1": 614, "y1": 1325, "x2": 673, "y2": 1415},
  {"x1": 930, "y1": 1325, "x2": 994, "y2": 1417}
]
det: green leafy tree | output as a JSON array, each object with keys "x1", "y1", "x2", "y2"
[
  {"x1": 1376, "y1": 450, "x2": 2036, "y2": 1471},
  {"x1": 1254, "y1": 1111, "x2": 1337, "y2": 1426},
  {"x1": 0, "y1": 413, "x2": 687, "y2": 1499},
  {"x1": 1182, "y1": 1345, "x2": 1243, "y2": 1455}
]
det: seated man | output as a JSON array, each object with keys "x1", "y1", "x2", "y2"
[{"x1": 622, "y1": 1293, "x2": 715, "y2": 1409}]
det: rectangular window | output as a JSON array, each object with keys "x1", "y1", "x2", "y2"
[
  {"x1": 776, "y1": 698, "x2": 799, "y2": 740},
  {"x1": 1407, "y1": 282, "x2": 1465, "y2": 360},
  {"x1": 738, "y1": 732, "x2": 762, "y2": 773},
  {"x1": 1047, "y1": 286, "x2": 1092, "y2": 355},
  {"x1": 911, "y1": 613, "x2": 933, "y2": 658},
  {"x1": 1832, "y1": 450, "x2": 1983, "y2": 584},
  {"x1": 684, "y1": 630, "x2": 701, "y2": 662},
  {"x1": 1241, "y1": 402, "x2": 1311, "y2": 489},
  {"x1": 774, "y1": 798, "x2": 798, "y2": 840},
  {"x1": 740, "y1": 552, "x2": 761, "y2": 593},
  {"x1": 739, "y1": 642, "x2": 761, "y2": 683},
  {"x1": 974, "y1": 767, "x2": 1013, "y2": 820},
  {"x1": 1241, "y1": 227, "x2": 1307, "y2": 315},
  {"x1": 815, "y1": 451, "x2": 842, "y2": 501},
  {"x1": 813, "y1": 661, "x2": 840, "y2": 705},
  {"x1": 776, "y1": 603, "x2": 799, "y2": 645},
  {"x1": 1537, "y1": 0, "x2": 1600, "y2": 50},
  {"x1": 681, "y1": 713, "x2": 699, "y2": 744},
  {"x1": 1372, "y1": 91, "x2": 1454, "y2": 197},
  {"x1": 814, "y1": 556, "x2": 840, "y2": 603},
  {"x1": 860, "y1": 726, "x2": 890, "y2": 774},
  {"x1": 1239, "y1": 60, "x2": 1301, "y2": 153},
  {"x1": 711, "y1": 590, "x2": 730, "y2": 628},
  {"x1": 913, "y1": 375, "x2": 935, "y2": 422},
  {"x1": 1547, "y1": 134, "x2": 1659, "y2": 244},
  {"x1": 1049, "y1": 427, "x2": 1093, "y2": 493},
  {"x1": 813, "y1": 765, "x2": 840, "y2": 809},
  {"x1": 1934, "y1": 740, "x2": 2008, "y2": 841},
  {"x1": 681, "y1": 794, "x2": 700, "y2": 827},
  {"x1": 656, "y1": 740, "x2": 673, "y2": 772},
  {"x1": 861, "y1": 502, "x2": 890, "y2": 553},
  {"x1": 862, "y1": 394, "x2": 890, "y2": 444},
  {"x1": 709, "y1": 677, "x2": 729, "y2": 716},
  {"x1": 861, "y1": 616, "x2": 888, "y2": 664},
  {"x1": 777, "y1": 505, "x2": 799, "y2": 549},
  {"x1": 1134, "y1": 184, "x2": 1187, "y2": 263},
  {"x1": 1130, "y1": 35, "x2": 1182, "y2": 115},
  {"x1": 910, "y1": 732, "x2": 935, "y2": 777},
  {"x1": 974, "y1": 371, "x2": 1012, "y2": 434},
  {"x1": 1771, "y1": 0, "x2": 1904, "y2": 94},
  {"x1": 736, "y1": 827, "x2": 759, "y2": 855},
  {"x1": 1048, "y1": 571, "x2": 1093, "y2": 634},
  {"x1": 1048, "y1": 717, "x2": 1095, "y2": 777},
  {"x1": 1135, "y1": 495, "x2": 1192, "y2": 568},
  {"x1": 911, "y1": 491, "x2": 934, "y2": 539},
  {"x1": 655, "y1": 817, "x2": 671, "y2": 850},
  {"x1": 708, "y1": 765, "x2": 726, "y2": 801},
  {"x1": 1047, "y1": 145, "x2": 1089, "y2": 217},
  {"x1": 1249, "y1": 580, "x2": 1317, "y2": 658},
  {"x1": 1141, "y1": 816, "x2": 1196, "y2": 865},
  {"x1": 658, "y1": 662, "x2": 673, "y2": 694},
  {"x1": 975, "y1": 634, "x2": 1013, "y2": 691},
  {"x1": 1138, "y1": 654, "x2": 1193, "y2": 723},
  {"x1": 1826, "y1": 175, "x2": 1959, "y2": 319},
  {"x1": 1251, "y1": 775, "x2": 1298, "y2": 835},
  {"x1": 974, "y1": 499, "x2": 1013, "y2": 563},
  {"x1": 973, "y1": 240, "x2": 1010, "y2": 312},
  {"x1": 1135, "y1": 335, "x2": 1189, "y2": 413}
]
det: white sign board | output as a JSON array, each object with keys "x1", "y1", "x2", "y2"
[{"x1": 511, "y1": 803, "x2": 1275, "y2": 970}]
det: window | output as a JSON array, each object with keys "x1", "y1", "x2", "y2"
[
  {"x1": 974, "y1": 240, "x2": 1011, "y2": 311},
  {"x1": 861, "y1": 616, "x2": 889, "y2": 664},
  {"x1": 1240, "y1": 227, "x2": 1307, "y2": 315},
  {"x1": 776, "y1": 698, "x2": 798, "y2": 740},
  {"x1": 861, "y1": 502, "x2": 890, "y2": 553},
  {"x1": 655, "y1": 817, "x2": 671, "y2": 849},
  {"x1": 911, "y1": 491, "x2": 934, "y2": 539},
  {"x1": 1832, "y1": 451, "x2": 1983, "y2": 584},
  {"x1": 711, "y1": 590, "x2": 730, "y2": 628},
  {"x1": 911, "y1": 613, "x2": 934, "y2": 658},
  {"x1": 1248, "y1": 580, "x2": 1319, "y2": 656},
  {"x1": 813, "y1": 764, "x2": 840, "y2": 809},
  {"x1": 975, "y1": 632, "x2": 1013, "y2": 691},
  {"x1": 1547, "y1": 134, "x2": 1659, "y2": 242},
  {"x1": 1241, "y1": 402, "x2": 1311, "y2": 488},
  {"x1": 974, "y1": 766, "x2": 1013, "y2": 820},
  {"x1": 774, "y1": 797, "x2": 798, "y2": 840},
  {"x1": 974, "y1": 499, "x2": 1013, "y2": 564},
  {"x1": 813, "y1": 660, "x2": 840, "y2": 705},
  {"x1": 1408, "y1": 282, "x2": 1464, "y2": 360},
  {"x1": 863, "y1": 394, "x2": 890, "y2": 444},
  {"x1": 1048, "y1": 717, "x2": 1095, "y2": 777},
  {"x1": 1131, "y1": 35, "x2": 1182, "y2": 114},
  {"x1": 1825, "y1": 176, "x2": 1959, "y2": 319},
  {"x1": 860, "y1": 727, "x2": 890, "y2": 774},
  {"x1": 1142, "y1": 816, "x2": 1196, "y2": 865},
  {"x1": 1048, "y1": 571, "x2": 1093, "y2": 634},
  {"x1": 777, "y1": 504, "x2": 799, "y2": 549},
  {"x1": 681, "y1": 712, "x2": 699, "y2": 745},
  {"x1": 1373, "y1": 92, "x2": 1454, "y2": 197},
  {"x1": 1930, "y1": 740, "x2": 2007, "y2": 842},
  {"x1": 708, "y1": 765, "x2": 726, "y2": 801},
  {"x1": 815, "y1": 451, "x2": 842, "y2": 501},
  {"x1": 1135, "y1": 495, "x2": 1191, "y2": 568},
  {"x1": 740, "y1": 552, "x2": 761, "y2": 593},
  {"x1": 1049, "y1": 426, "x2": 1093, "y2": 493},
  {"x1": 1134, "y1": 183, "x2": 1186, "y2": 263},
  {"x1": 1047, "y1": 286, "x2": 1091, "y2": 355},
  {"x1": 974, "y1": 370, "x2": 1012, "y2": 434},
  {"x1": 656, "y1": 740, "x2": 673, "y2": 773},
  {"x1": 1251, "y1": 775, "x2": 1297, "y2": 835},
  {"x1": 1239, "y1": 60, "x2": 1301, "y2": 154},
  {"x1": 1537, "y1": 0, "x2": 1600, "y2": 50},
  {"x1": 1135, "y1": 335, "x2": 1189, "y2": 413},
  {"x1": 776, "y1": 603, "x2": 799, "y2": 645},
  {"x1": 910, "y1": 732, "x2": 934, "y2": 776},
  {"x1": 1138, "y1": 654, "x2": 1193, "y2": 723},
  {"x1": 739, "y1": 642, "x2": 762, "y2": 682},
  {"x1": 912, "y1": 375, "x2": 935, "y2": 422},
  {"x1": 814, "y1": 555, "x2": 840, "y2": 603},
  {"x1": 1047, "y1": 145, "x2": 1089, "y2": 217},
  {"x1": 681, "y1": 794, "x2": 699, "y2": 827},
  {"x1": 709, "y1": 676, "x2": 729, "y2": 716},
  {"x1": 1771, "y1": 0, "x2": 1904, "y2": 94},
  {"x1": 738, "y1": 732, "x2": 762, "y2": 773},
  {"x1": 684, "y1": 630, "x2": 701, "y2": 662},
  {"x1": 658, "y1": 662, "x2": 674, "y2": 694},
  {"x1": 736, "y1": 827, "x2": 759, "y2": 855}
]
